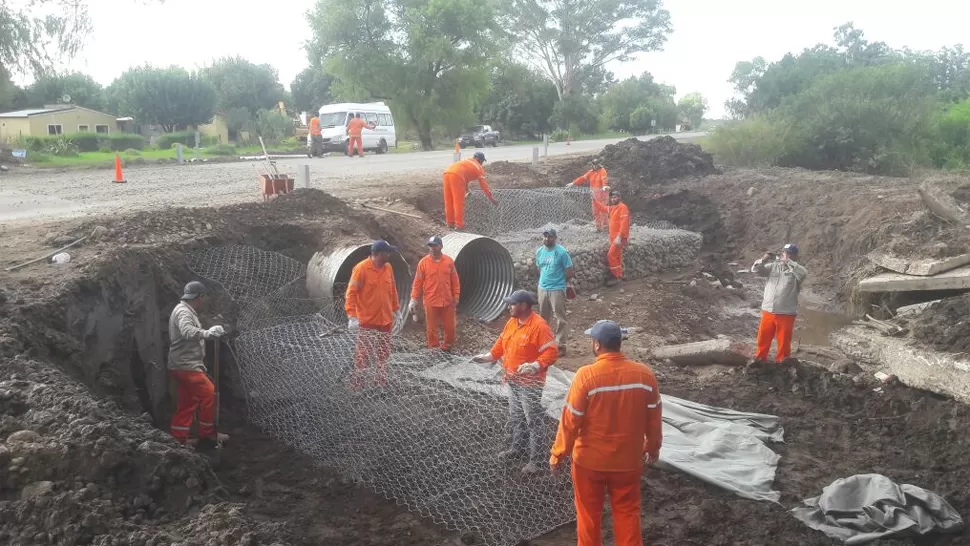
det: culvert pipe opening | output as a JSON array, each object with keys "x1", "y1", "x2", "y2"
[
  {"x1": 307, "y1": 244, "x2": 412, "y2": 321},
  {"x1": 441, "y1": 233, "x2": 515, "y2": 322}
]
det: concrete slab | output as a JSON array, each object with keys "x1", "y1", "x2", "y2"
[
  {"x1": 652, "y1": 338, "x2": 748, "y2": 366},
  {"x1": 858, "y1": 264, "x2": 970, "y2": 293},
  {"x1": 831, "y1": 325, "x2": 970, "y2": 404},
  {"x1": 867, "y1": 251, "x2": 970, "y2": 277},
  {"x1": 918, "y1": 182, "x2": 969, "y2": 224},
  {"x1": 895, "y1": 300, "x2": 942, "y2": 317}
]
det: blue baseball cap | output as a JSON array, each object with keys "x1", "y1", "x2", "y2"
[
  {"x1": 782, "y1": 243, "x2": 799, "y2": 255},
  {"x1": 504, "y1": 290, "x2": 536, "y2": 306},
  {"x1": 371, "y1": 239, "x2": 398, "y2": 253},
  {"x1": 584, "y1": 320, "x2": 623, "y2": 344},
  {"x1": 428, "y1": 236, "x2": 443, "y2": 246}
]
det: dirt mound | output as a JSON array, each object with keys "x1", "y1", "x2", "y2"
[
  {"x1": 0, "y1": 356, "x2": 293, "y2": 546},
  {"x1": 910, "y1": 295, "x2": 970, "y2": 353},
  {"x1": 598, "y1": 136, "x2": 718, "y2": 183}
]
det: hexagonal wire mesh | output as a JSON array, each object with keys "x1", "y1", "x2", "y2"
[
  {"x1": 463, "y1": 187, "x2": 595, "y2": 236},
  {"x1": 186, "y1": 246, "x2": 576, "y2": 546}
]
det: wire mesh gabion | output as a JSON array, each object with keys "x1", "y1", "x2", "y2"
[
  {"x1": 186, "y1": 246, "x2": 577, "y2": 546},
  {"x1": 463, "y1": 187, "x2": 595, "y2": 236}
]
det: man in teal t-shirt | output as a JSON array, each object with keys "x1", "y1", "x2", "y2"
[{"x1": 536, "y1": 228, "x2": 574, "y2": 354}]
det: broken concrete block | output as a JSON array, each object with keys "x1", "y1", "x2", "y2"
[
  {"x1": 867, "y1": 251, "x2": 970, "y2": 277},
  {"x1": 918, "y1": 182, "x2": 969, "y2": 224},
  {"x1": 858, "y1": 265, "x2": 970, "y2": 292},
  {"x1": 895, "y1": 300, "x2": 942, "y2": 317},
  {"x1": 651, "y1": 338, "x2": 748, "y2": 366}
]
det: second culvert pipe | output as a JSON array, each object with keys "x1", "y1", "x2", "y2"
[
  {"x1": 307, "y1": 244, "x2": 412, "y2": 321},
  {"x1": 441, "y1": 232, "x2": 516, "y2": 322}
]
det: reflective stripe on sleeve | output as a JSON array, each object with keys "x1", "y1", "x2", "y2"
[
  {"x1": 588, "y1": 383, "x2": 653, "y2": 397},
  {"x1": 538, "y1": 341, "x2": 557, "y2": 352},
  {"x1": 566, "y1": 402, "x2": 584, "y2": 416}
]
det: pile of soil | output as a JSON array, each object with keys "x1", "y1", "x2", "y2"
[
  {"x1": 597, "y1": 136, "x2": 719, "y2": 184},
  {"x1": 872, "y1": 210, "x2": 970, "y2": 260},
  {"x1": 910, "y1": 295, "x2": 970, "y2": 353}
]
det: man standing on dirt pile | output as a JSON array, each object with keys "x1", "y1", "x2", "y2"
[
  {"x1": 168, "y1": 281, "x2": 229, "y2": 449},
  {"x1": 568, "y1": 158, "x2": 609, "y2": 231},
  {"x1": 473, "y1": 290, "x2": 558, "y2": 474},
  {"x1": 346, "y1": 113, "x2": 375, "y2": 157},
  {"x1": 550, "y1": 320, "x2": 662, "y2": 546},
  {"x1": 751, "y1": 243, "x2": 808, "y2": 363},
  {"x1": 606, "y1": 190, "x2": 631, "y2": 287},
  {"x1": 409, "y1": 236, "x2": 461, "y2": 351},
  {"x1": 346, "y1": 240, "x2": 404, "y2": 388},
  {"x1": 443, "y1": 151, "x2": 498, "y2": 230},
  {"x1": 536, "y1": 228, "x2": 575, "y2": 355}
]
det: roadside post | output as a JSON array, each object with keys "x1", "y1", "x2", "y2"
[
  {"x1": 543, "y1": 134, "x2": 549, "y2": 156},
  {"x1": 532, "y1": 146, "x2": 539, "y2": 165},
  {"x1": 301, "y1": 164, "x2": 310, "y2": 189},
  {"x1": 176, "y1": 144, "x2": 184, "y2": 165}
]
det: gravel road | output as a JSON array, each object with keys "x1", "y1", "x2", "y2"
[{"x1": 0, "y1": 132, "x2": 705, "y2": 224}]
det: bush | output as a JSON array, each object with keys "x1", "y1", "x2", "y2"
[
  {"x1": 550, "y1": 129, "x2": 569, "y2": 143},
  {"x1": 930, "y1": 99, "x2": 970, "y2": 169},
  {"x1": 703, "y1": 117, "x2": 791, "y2": 167},
  {"x1": 98, "y1": 145, "x2": 111, "y2": 153},
  {"x1": 104, "y1": 133, "x2": 146, "y2": 151},
  {"x1": 70, "y1": 133, "x2": 101, "y2": 152},
  {"x1": 156, "y1": 131, "x2": 217, "y2": 149},
  {"x1": 206, "y1": 144, "x2": 237, "y2": 156},
  {"x1": 45, "y1": 139, "x2": 79, "y2": 157},
  {"x1": 123, "y1": 148, "x2": 141, "y2": 156}
]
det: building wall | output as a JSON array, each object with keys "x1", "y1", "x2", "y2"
[
  {"x1": 28, "y1": 109, "x2": 118, "y2": 137},
  {"x1": 0, "y1": 118, "x2": 31, "y2": 142},
  {"x1": 197, "y1": 114, "x2": 229, "y2": 144}
]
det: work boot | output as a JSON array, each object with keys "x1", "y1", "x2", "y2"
[
  {"x1": 559, "y1": 346, "x2": 568, "y2": 357},
  {"x1": 605, "y1": 277, "x2": 619, "y2": 287},
  {"x1": 521, "y1": 462, "x2": 542, "y2": 474}
]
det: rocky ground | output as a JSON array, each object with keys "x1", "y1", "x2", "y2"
[{"x1": 2, "y1": 139, "x2": 970, "y2": 545}]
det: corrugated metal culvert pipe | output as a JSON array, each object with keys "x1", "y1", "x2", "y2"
[
  {"x1": 441, "y1": 232, "x2": 516, "y2": 322},
  {"x1": 307, "y1": 244, "x2": 412, "y2": 321}
]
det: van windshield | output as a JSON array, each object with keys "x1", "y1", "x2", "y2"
[{"x1": 318, "y1": 112, "x2": 348, "y2": 127}]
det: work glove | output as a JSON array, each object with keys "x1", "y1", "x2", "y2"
[
  {"x1": 408, "y1": 299, "x2": 419, "y2": 314},
  {"x1": 347, "y1": 317, "x2": 360, "y2": 331},
  {"x1": 204, "y1": 325, "x2": 225, "y2": 339},
  {"x1": 613, "y1": 236, "x2": 622, "y2": 245},
  {"x1": 516, "y1": 362, "x2": 541, "y2": 375},
  {"x1": 645, "y1": 451, "x2": 660, "y2": 467},
  {"x1": 472, "y1": 352, "x2": 496, "y2": 364}
]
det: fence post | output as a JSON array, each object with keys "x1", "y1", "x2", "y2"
[
  {"x1": 301, "y1": 164, "x2": 310, "y2": 189},
  {"x1": 543, "y1": 134, "x2": 549, "y2": 156},
  {"x1": 532, "y1": 146, "x2": 539, "y2": 165},
  {"x1": 176, "y1": 144, "x2": 184, "y2": 165}
]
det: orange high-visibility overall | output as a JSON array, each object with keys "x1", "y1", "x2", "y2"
[
  {"x1": 572, "y1": 167, "x2": 609, "y2": 229},
  {"x1": 443, "y1": 159, "x2": 495, "y2": 229},
  {"x1": 169, "y1": 370, "x2": 216, "y2": 443},
  {"x1": 411, "y1": 253, "x2": 461, "y2": 350},
  {"x1": 551, "y1": 352, "x2": 663, "y2": 546},
  {"x1": 347, "y1": 117, "x2": 367, "y2": 157},
  {"x1": 345, "y1": 257, "x2": 400, "y2": 387},
  {"x1": 756, "y1": 311, "x2": 796, "y2": 362},
  {"x1": 607, "y1": 202, "x2": 631, "y2": 279}
]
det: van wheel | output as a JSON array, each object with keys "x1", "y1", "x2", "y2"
[{"x1": 377, "y1": 139, "x2": 388, "y2": 154}]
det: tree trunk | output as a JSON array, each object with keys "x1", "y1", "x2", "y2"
[{"x1": 418, "y1": 119, "x2": 433, "y2": 151}]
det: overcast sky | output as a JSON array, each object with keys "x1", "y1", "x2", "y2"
[{"x1": 60, "y1": 0, "x2": 970, "y2": 118}]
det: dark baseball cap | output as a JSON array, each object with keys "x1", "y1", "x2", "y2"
[
  {"x1": 428, "y1": 236, "x2": 443, "y2": 246},
  {"x1": 584, "y1": 320, "x2": 623, "y2": 344},
  {"x1": 371, "y1": 239, "x2": 398, "y2": 253},
  {"x1": 504, "y1": 290, "x2": 536, "y2": 306},
  {"x1": 543, "y1": 228, "x2": 557, "y2": 237},
  {"x1": 782, "y1": 243, "x2": 799, "y2": 255}
]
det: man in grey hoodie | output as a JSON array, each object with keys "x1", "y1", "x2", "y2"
[{"x1": 751, "y1": 243, "x2": 808, "y2": 363}]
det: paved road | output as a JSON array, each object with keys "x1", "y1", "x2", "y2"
[{"x1": 0, "y1": 132, "x2": 705, "y2": 223}]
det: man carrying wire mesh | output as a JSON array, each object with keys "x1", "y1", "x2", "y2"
[
  {"x1": 345, "y1": 240, "x2": 403, "y2": 388},
  {"x1": 443, "y1": 151, "x2": 498, "y2": 230},
  {"x1": 472, "y1": 290, "x2": 559, "y2": 474},
  {"x1": 409, "y1": 236, "x2": 461, "y2": 351},
  {"x1": 568, "y1": 158, "x2": 609, "y2": 231}
]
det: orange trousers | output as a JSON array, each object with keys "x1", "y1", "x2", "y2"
[
  {"x1": 755, "y1": 311, "x2": 796, "y2": 362},
  {"x1": 348, "y1": 136, "x2": 364, "y2": 156},
  {"x1": 169, "y1": 370, "x2": 216, "y2": 443},
  {"x1": 572, "y1": 464, "x2": 644, "y2": 546},
  {"x1": 353, "y1": 324, "x2": 392, "y2": 389},
  {"x1": 607, "y1": 242, "x2": 624, "y2": 279},
  {"x1": 443, "y1": 173, "x2": 467, "y2": 228},
  {"x1": 592, "y1": 199, "x2": 608, "y2": 230},
  {"x1": 425, "y1": 305, "x2": 456, "y2": 350}
]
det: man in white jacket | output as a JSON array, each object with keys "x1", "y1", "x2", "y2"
[
  {"x1": 168, "y1": 281, "x2": 228, "y2": 448},
  {"x1": 751, "y1": 244, "x2": 808, "y2": 363}
]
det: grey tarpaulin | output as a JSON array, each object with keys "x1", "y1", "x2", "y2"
[
  {"x1": 791, "y1": 474, "x2": 964, "y2": 544},
  {"x1": 417, "y1": 359, "x2": 784, "y2": 503}
]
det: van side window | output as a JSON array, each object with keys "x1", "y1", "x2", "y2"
[
  {"x1": 365, "y1": 113, "x2": 378, "y2": 124},
  {"x1": 379, "y1": 114, "x2": 393, "y2": 126}
]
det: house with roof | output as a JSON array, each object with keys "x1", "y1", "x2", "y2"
[{"x1": 0, "y1": 105, "x2": 119, "y2": 142}]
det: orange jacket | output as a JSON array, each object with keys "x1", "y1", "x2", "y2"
[
  {"x1": 573, "y1": 168, "x2": 609, "y2": 203},
  {"x1": 309, "y1": 117, "x2": 321, "y2": 136},
  {"x1": 609, "y1": 202, "x2": 631, "y2": 242},
  {"x1": 444, "y1": 159, "x2": 494, "y2": 201},
  {"x1": 411, "y1": 254, "x2": 460, "y2": 308},
  {"x1": 551, "y1": 352, "x2": 663, "y2": 472},
  {"x1": 489, "y1": 311, "x2": 558, "y2": 386},
  {"x1": 345, "y1": 257, "x2": 400, "y2": 327},
  {"x1": 347, "y1": 117, "x2": 369, "y2": 137}
]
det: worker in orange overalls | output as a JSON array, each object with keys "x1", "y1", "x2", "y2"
[
  {"x1": 346, "y1": 113, "x2": 375, "y2": 158},
  {"x1": 443, "y1": 151, "x2": 498, "y2": 230},
  {"x1": 569, "y1": 158, "x2": 609, "y2": 231},
  {"x1": 550, "y1": 320, "x2": 663, "y2": 546},
  {"x1": 606, "y1": 190, "x2": 631, "y2": 286},
  {"x1": 409, "y1": 236, "x2": 461, "y2": 351},
  {"x1": 345, "y1": 239, "x2": 403, "y2": 388},
  {"x1": 473, "y1": 290, "x2": 558, "y2": 474},
  {"x1": 308, "y1": 115, "x2": 323, "y2": 157}
]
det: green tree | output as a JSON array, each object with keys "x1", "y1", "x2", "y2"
[
  {"x1": 550, "y1": 94, "x2": 600, "y2": 134},
  {"x1": 0, "y1": 66, "x2": 27, "y2": 111},
  {"x1": 108, "y1": 66, "x2": 217, "y2": 132},
  {"x1": 505, "y1": 0, "x2": 671, "y2": 100},
  {"x1": 202, "y1": 56, "x2": 285, "y2": 115},
  {"x1": 677, "y1": 92, "x2": 707, "y2": 129},
  {"x1": 252, "y1": 108, "x2": 294, "y2": 144},
  {"x1": 25, "y1": 72, "x2": 106, "y2": 110},
  {"x1": 477, "y1": 61, "x2": 557, "y2": 139},
  {"x1": 290, "y1": 66, "x2": 334, "y2": 114},
  {"x1": 0, "y1": 0, "x2": 90, "y2": 76},
  {"x1": 598, "y1": 73, "x2": 674, "y2": 132},
  {"x1": 307, "y1": 0, "x2": 499, "y2": 150}
]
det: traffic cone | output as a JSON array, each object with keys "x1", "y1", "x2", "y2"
[{"x1": 113, "y1": 153, "x2": 126, "y2": 184}]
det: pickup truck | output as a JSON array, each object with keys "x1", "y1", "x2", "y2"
[{"x1": 457, "y1": 125, "x2": 500, "y2": 148}]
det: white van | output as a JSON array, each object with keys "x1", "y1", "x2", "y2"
[{"x1": 306, "y1": 101, "x2": 397, "y2": 155}]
